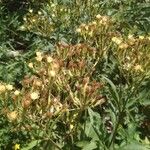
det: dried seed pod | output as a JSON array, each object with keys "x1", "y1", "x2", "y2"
[{"x1": 22, "y1": 99, "x2": 31, "y2": 108}]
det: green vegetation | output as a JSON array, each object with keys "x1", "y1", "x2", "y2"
[{"x1": 0, "y1": 0, "x2": 150, "y2": 149}]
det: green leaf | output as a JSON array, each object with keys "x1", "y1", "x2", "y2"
[
  {"x1": 76, "y1": 141, "x2": 90, "y2": 148},
  {"x1": 82, "y1": 141, "x2": 97, "y2": 150},
  {"x1": 76, "y1": 140, "x2": 97, "y2": 150},
  {"x1": 120, "y1": 142, "x2": 150, "y2": 150},
  {"x1": 102, "y1": 76, "x2": 120, "y2": 109},
  {"x1": 22, "y1": 140, "x2": 41, "y2": 150}
]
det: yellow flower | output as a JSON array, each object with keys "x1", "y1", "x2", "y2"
[
  {"x1": 14, "y1": 144, "x2": 20, "y2": 150},
  {"x1": 52, "y1": 14, "x2": 55, "y2": 17},
  {"x1": 6, "y1": 84, "x2": 13, "y2": 91},
  {"x1": 128, "y1": 34, "x2": 133, "y2": 39},
  {"x1": 47, "y1": 56, "x2": 53, "y2": 63},
  {"x1": 70, "y1": 124, "x2": 74, "y2": 130},
  {"x1": 32, "y1": 19, "x2": 36, "y2": 22},
  {"x1": 49, "y1": 70, "x2": 56, "y2": 77},
  {"x1": 119, "y1": 43, "x2": 128, "y2": 49},
  {"x1": 76, "y1": 28, "x2": 81, "y2": 33},
  {"x1": 36, "y1": 51, "x2": 42, "y2": 57},
  {"x1": 50, "y1": 106, "x2": 54, "y2": 113},
  {"x1": 96, "y1": 14, "x2": 102, "y2": 19},
  {"x1": 92, "y1": 21, "x2": 97, "y2": 25},
  {"x1": 35, "y1": 56, "x2": 43, "y2": 62},
  {"x1": 14, "y1": 90, "x2": 20, "y2": 96},
  {"x1": 7, "y1": 111, "x2": 18, "y2": 122},
  {"x1": 30, "y1": 92, "x2": 39, "y2": 100},
  {"x1": 29, "y1": 9, "x2": 33, "y2": 13},
  {"x1": 134, "y1": 65, "x2": 143, "y2": 72},
  {"x1": 0, "y1": 84, "x2": 6, "y2": 93},
  {"x1": 23, "y1": 17, "x2": 27, "y2": 21},
  {"x1": 20, "y1": 26, "x2": 26, "y2": 31},
  {"x1": 51, "y1": 4, "x2": 56, "y2": 7},
  {"x1": 112, "y1": 37, "x2": 122, "y2": 45},
  {"x1": 139, "y1": 35, "x2": 144, "y2": 40},
  {"x1": 85, "y1": 25, "x2": 89, "y2": 30},
  {"x1": 38, "y1": 11, "x2": 42, "y2": 15},
  {"x1": 28, "y1": 62, "x2": 34, "y2": 68}
]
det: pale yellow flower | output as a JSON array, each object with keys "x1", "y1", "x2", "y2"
[
  {"x1": 28, "y1": 62, "x2": 34, "y2": 68},
  {"x1": 29, "y1": 9, "x2": 33, "y2": 13},
  {"x1": 14, "y1": 90, "x2": 20, "y2": 96},
  {"x1": 6, "y1": 84, "x2": 13, "y2": 91},
  {"x1": 76, "y1": 28, "x2": 81, "y2": 33},
  {"x1": 119, "y1": 43, "x2": 128, "y2": 49},
  {"x1": 112, "y1": 37, "x2": 122, "y2": 45},
  {"x1": 52, "y1": 14, "x2": 55, "y2": 17},
  {"x1": 96, "y1": 14, "x2": 102, "y2": 19},
  {"x1": 128, "y1": 34, "x2": 133, "y2": 39},
  {"x1": 36, "y1": 51, "x2": 42, "y2": 57},
  {"x1": 49, "y1": 70, "x2": 56, "y2": 77},
  {"x1": 0, "y1": 84, "x2": 6, "y2": 93},
  {"x1": 32, "y1": 19, "x2": 36, "y2": 22},
  {"x1": 92, "y1": 21, "x2": 97, "y2": 25},
  {"x1": 35, "y1": 56, "x2": 43, "y2": 62},
  {"x1": 7, "y1": 111, "x2": 18, "y2": 122},
  {"x1": 51, "y1": 4, "x2": 56, "y2": 7},
  {"x1": 80, "y1": 23, "x2": 86, "y2": 28},
  {"x1": 50, "y1": 106, "x2": 54, "y2": 113},
  {"x1": 38, "y1": 11, "x2": 42, "y2": 15},
  {"x1": 85, "y1": 25, "x2": 89, "y2": 30},
  {"x1": 102, "y1": 16, "x2": 108, "y2": 22},
  {"x1": 30, "y1": 92, "x2": 39, "y2": 100},
  {"x1": 134, "y1": 65, "x2": 143, "y2": 72},
  {"x1": 70, "y1": 124, "x2": 74, "y2": 130},
  {"x1": 20, "y1": 26, "x2": 26, "y2": 31},
  {"x1": 23, "y1": 17, "x2": 27, "y2": 21},
  {"x1": 139, "y1": 35, "x2": 144, "y2": 40},
  {"x1": 47, "y1": 56, "x2": 53, "y2": 63}
]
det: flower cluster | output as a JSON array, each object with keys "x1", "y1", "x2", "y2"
[
  {"x1": 111, "y1": 34, "x2": 150, "y2": 81},
  {"x1": 76, "y1": 14, "x2": 113, "y2": 37},
  {"x1": 20, "y1": 9, "x2": 54, "y2": 37},
  {"x1": 0, "y1": 43, "x2": 105, "y2": 136}
]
